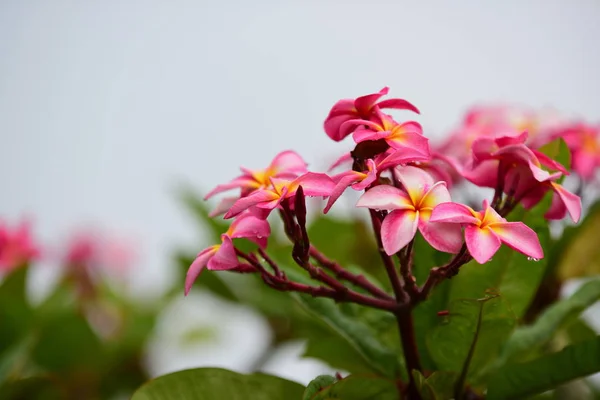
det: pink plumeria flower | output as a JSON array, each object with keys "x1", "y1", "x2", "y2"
[
  {"x1": 0, "y1": 219, "x2": 40, "y2": 272},
  {"x1": 205, "y1": 150, "x2": 308, "y2": 200},
  {"x1": 430, "y1": 200, "x2": 543, "y2": 264},
  {"x1": 324, "y1": 149, "x2": 431, "y2": 213},
  {"x1": 559, "y1": 122, "x2": 600, "y2": 181},
  {"x1": 504, "y1": 165, "x2": 581, "y2": 223},
  {"x1": 342, "y1": 107, "x2": 429, "y2": 156},
  {"x1": 356, "y1": 166, "x2": 463, "y2": 255},
  {"x1": 324, "y1": 87, "x2": 420, "y2": 142},
  {"x1": 185, "y1": 213, "x2": 270, "y2": 295},
  {"x1": 224, "y1": 172, "x2": 335, "y2": 219}
]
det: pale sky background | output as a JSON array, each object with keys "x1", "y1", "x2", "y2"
[{"x1": 1, "y1": 0, "x2": 599, "y2": 383}]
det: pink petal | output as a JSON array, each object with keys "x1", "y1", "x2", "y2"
[
  {"x1": 462, "y1": 159, "x2": 499, "y2": 188},
  {"x1": 354, "y1": 87, "x2": 389, "y2": 113},
  {"x1": 324, "y1": 173, "x2": 361, "y2": 214},
  {"x1": 377, "y1": 148, "x2": 430, "y2": 170},
  {"x1": 341, "y1": 118, "x2": 383, "y2": 138},
  {"x1": 351, "y1": 159, "x2": 378, "y2": 190},
  {"x1": 269, "y1": 150, "x2": 308, "y2": 174},
  {"x1": 381, "y1": 210, "x2": 419, "y2": 255},
  {"x1": 495, "y1": 131, "x2": 528, "y2": 147},
  {"x1": 207, "y1": 236, "x2": 239, "y2": 271},
  {"x1": 430, "y1": 202, "x2": 479, "y2": 224},
  {"x1": 490, "y1": 222, "x2": 543, "y2": 260},
  {"x1": 394, "y1": 165, "x2": 435, "y2": 203},
  {"x1": 532, "y1": 149, "x2": 569, "y2": 175},
  {"x1": 572, "y1": 150, "x2": 598, "y2": 180},
  {"x1": 224, "y1": 190, "x2": 279, "y2": 219},
  {"x1": 376, "y1": 98, "x2": 420, "y2": 114},
  {"x1": 387, "y1": 131, "x2": 430, "y2": 155},
  {"x1": 290, "y1": 173, "x2": 335, "y2": 197},
  {"x1": 204, "y1": 175, "x2": 257, "y2": 199},
  {"x1": 209, "y1": 196, "x2": 239, "y2": 218},
  {"x1": 550, "y1": 183, "x2": 582, "y2": 223},
  {"x1": 420, "y1": 181, "x2": 452, "y2": 209},
  {"x1": 228, "y1": 214, "x2": 271, "y2": 241},
  {"x1": 324, "y1": 99, "x2": 357, "y2": 141},
  {"x1": 465, "y1": 226, "x2": 502, "y2": 264},
  {"x1": 352, "y1": 128, "x2": 388, "y2": 144},
  {"x1": 328, "y1": 152, "x2": 353, "y2": 172},
  {"x1": 418, "y1": 213, "x2": 463, "y2": 253},
  {"x1": 356, "y1": 185, "x2": 413, "y2": 211},
  {"x1": 185, "y1": 246, "x2": 218, "y2": 295}
]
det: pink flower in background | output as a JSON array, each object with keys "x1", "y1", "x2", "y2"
[
  {"x1": 430, "y1": 200, "x2": 543, "y2": 264},
  {"x1": 223, "y1": 173, "x2": 335, "y2": 219},
  {"x1": 559, "y1": 122, "x2": 600, "y2": 181},
  {"x1": 343, "y1": 108, "x2": 429, "y2": 156},
  {"x1": 205, "y1": 150, "x2": 308, "y2": 200},
  {"x1": 356, "y1": 166, "x2": 463, "y2": 255},
  {"x1": 324, "y1": 87, "x2": 420, "y2": 142},
  {"x1": 185, "y1": 213, "x2": 271, "y2": 295},
  {"x1": 0, "y1": 219, "x2": 40, "y2": 272},
  {"x1": 63, "y1": 228, "x2": 138, "y2": 273}
]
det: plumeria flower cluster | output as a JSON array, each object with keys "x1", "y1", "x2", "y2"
[
  {"x1": 0, "y1": 218, "x2": 40, "y2": 273},
  {"x1": 190, "y1": 87, "x2": 581, "y2": 298}
]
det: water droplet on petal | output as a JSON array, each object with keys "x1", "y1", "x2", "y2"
[{"x1": 527, "y1": 257, "x2": 540, "y2": 262}]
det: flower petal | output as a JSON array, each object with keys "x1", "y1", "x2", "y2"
[
  {"x1": 352, "y1": 128, "x2": 388, "y2": 144},
  {"x1": 387, "y1": 130, "x2": 430, "y2": 155},
  {"x1": 207, "y1": 236, "x2": 239, "y2": 271},
  {"x1": 269, "y1": 150, "x2": 308, "y2": 174},
  {"x1": 549, "y1": 183, "x2": 582, "y2": 223},
  {"x1": 323, "y1": 173, "x2": 362, "y2": 214},
  {"x1": 376, "y1": 98, "x2": 420, "y2": 114},
  {"x1": 490, "y1": 222, "x2": 543, "y2": 260},
  {"x1": 420, "y1": 181, "x2": 451, "y2": 209},
  {"x1": 328, "y1": 152, "x2": 352, "y2": 172},
  {"x1": 394, "y1": 165, "x2": 435, "y2": 203},
  {"x1": 351, "y1": 159, "x2": 378, "y2": 190},
  {"x1": 418, "y1": 212, "x2": 463, "y2": 253},
  {"x1": 185, "y1": 246, "x2": 218, "y2": 295},
  {"x1": 430, "y1": 202, "x2": 479, "y2": 224},
  {"x1": 224, "y1": 190, "x2": 279, "y2": 219},
  {"x1": 354, "y1": 87, "x2": 389, "y2": 113},
  {"x1": 356, "y1": 185, "x2": 413, "y2": 211},
  {"x1": 377, "y1": 148, "x2": 430, "y2": 170},
  {"x1": 290, "y1": 173, "x2": 335, "y2": 197},
  {"x1": 381, "y1": 210, "x2": 419, "y2": 255},
  {"x1": 228, "y1": 214, "x2": 271, "y2": 241},
  {"x1": 465, "y1": 226, "x2": 502, "y2": 264},
  {"x1": 324, "y1": 99, "x2": 357, "y2": 141},
  {"x1": 204, "y1": 175, "x2": 258, "y2": 199},
  {"x1": 208, "y1": 196, "x2": 238, "y2": 218}
]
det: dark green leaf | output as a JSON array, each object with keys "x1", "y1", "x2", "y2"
[
  {"x1": 0, "y1": 376, "x2": 64, "y2": 400},
  {"x1": 294, "y1": 293, "x2": 401, "y2": 379},
  {"x1": 302, "y1": 375, "x2": 337, "y2": 400},
  {"x1": 487, "y1": 336, "x2": 600, "y2": 400},
  {"x1": 538, "y1": 137, "x2": 571, "y2": 171},
  {"x1": 131, "y1": 368, "x2": 305, "y2": 400},
  {"x1": 426, "y1": 295, "x2": 516, "y2": 379},
  {"x1": 412, "y1": 370, "x2": 458, "y2": 400},
  {"x1": 0, "y1": 267, "x2": 32, "y2": 356},
  {"x1": 308, "y1": 374, "x2": 398, "y2": 400},
  {"x1": 303, "y1": 337, "x2": 374, "y2": 375},
  {"x1": 497, "y1": 278, "x2": 600, "y2": 365}
]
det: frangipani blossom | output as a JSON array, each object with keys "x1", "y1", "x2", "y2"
[
  {"x1": 185, "y1": 213, "x2": 270, "y2": 295},
  {"x1": 0, "y1": 219, "x2": 40, "y2": 272},
  {"x1": 342, "y1": 108, "x2": 429, "y2": 156},
  {"x1": 324, "y1": 87, "x2": 420, "y2": 142},
  {"x1": 224, "y1": 173, "x2": 335, "y2": 219},
  {"x1": 356, "y1": 166, "x2": 462, "y2": 255},
  {"x1": 559, "y1": 123, "x2": 600, "y2": 181},
  {"x1": 205, "y1": 150, "x2": 308, "y2": 200},
  {"x1": 430, "y1": 200, "x2": 543, "y2": 264}
]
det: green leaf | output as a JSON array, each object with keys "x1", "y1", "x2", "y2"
[
  {"x1": 308, "y1": 374, "x2": 398, "y2": 400},
  {"x1": 538, "y1": 137, "x2": 571, "y2": 171},
  {"x1": 497, "y1": 278, "x2": 600, "y2": 365},
  {"x1": 426, "y1": 295, "x2": 516, "y2": 379},
  {"x1": 0, "y1": 376, "x2": 63, "y2": 400},
  {"x1": 303, "y1": 337, "x2": 374, "y2": 375},
  {"x1": 302, "y1": 375, "x2": 337, "y2": 400},
  {"x1": 413, "y1": 370, "x2": 458, "y2": 400},
  {"x1": 446, "y1": 204, "x2": 550, "y2": 319},
  {"x1": 132, "y1": 368, "x2": 305, "y2": 400},
  {"x1": 0, "y1": 267, "x2": 33, "y2": 356},
  {"x1": 294, "y1": 293, "x2": 401, "y2": 379},
  {"x1": 487, "y1": 336, "x2": 600, "y2": 400}
]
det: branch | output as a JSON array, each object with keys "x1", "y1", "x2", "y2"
[
  {"x1": 418, "y1": 245, "x2": 471, "y2": 301},
  {"x1": 309, "y1": 245, "x2": 394, "y2": 301},
  {"x1": 398, "y1": 239, "x2": 419, "y2": 300}
]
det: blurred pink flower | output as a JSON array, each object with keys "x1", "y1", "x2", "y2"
[{"x1": 0, "y1": 218, "x2": 40, "y2": 272}]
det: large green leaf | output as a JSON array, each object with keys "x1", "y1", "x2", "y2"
[
  {"x1": 303, "y1": 337, "x2": 375, "y2": 375},
  {"x1": 426, "y1": 295, "x2": 516, "y2": 379},
  {"x1": 0, "y1": 267, "x2": 33, "y2": 356},
  {"x1": 302, "y1": 375, "x2": 337, "y2": 400},
  {"x1": 131, "y1": 368, "x2": 305, "y2": 400},
  {"x1": 497, "y1": 278, "x2": 600, "y2": 365},
  {"x1": 412, "y1": 370, "x2": 458, "y2": 400},
  {"x1": 446, "y1": 204, "x2": 550, "y2": 319},
  {"x1": 308, "y1": 374, "x2": 398, "y2": 400},
  {"x1": 487, "y1": 336, "x2": 600, "y2": 400},
  {"x1": 294, "y1": 293, "x2": 401, "y2": 379}
]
